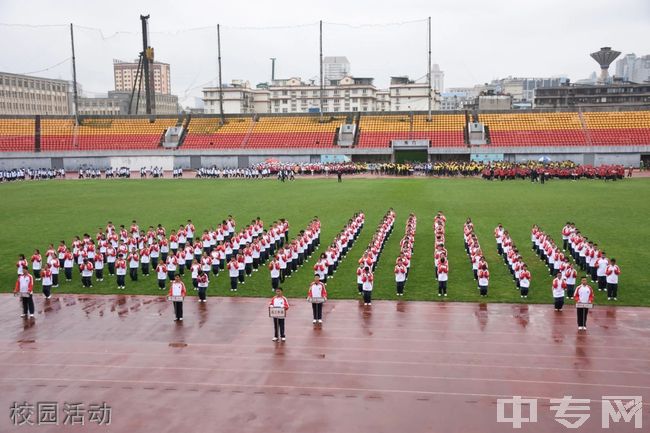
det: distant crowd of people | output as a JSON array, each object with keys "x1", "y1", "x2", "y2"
[{"x1": 1, "y1": 160, "x2": 640, "y2": 182}]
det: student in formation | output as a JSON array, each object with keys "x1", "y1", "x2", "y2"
[
  {"x1": 605, "y1": 259, "x2": 620, "y2": 301},
  {"x1": 478, "y1": 263, "x2": 489, "y2": 297},
  {"x1": 14, "y1": 267, "x2": 35, "y2": 318},
  {"x1": 552, "y1": 273, "x2": 567, "y2": 311},
  {"x1": 269, "y1": 256, "x2": 281, "y2": 291},
  {"x1": 307, "y1": 275, "x2": 327, "y2": 324},
  {"x1": 63, "y1": 250, "x2": 74, "y2": 281},
  {"x1": 361, "y1": 267, "x2": 374, "y2": 306},
  {"x1": 356, "y1": 264, "x2": 365, "y2": 296},
  {"x1": 169, "y1": 274, "x2": 187, "y2": 321},
  {"x1": 16, "y1": 254, "x2": 28, "y2": 276},
  {"x1": 564, "y1": 264, "x2": 577, "y2": 299},
  {"x1": 127, "y1": 250, "x2": 139, "y2": 281},
  {"x1": 40, "y1": 263, "x2": 53, "y2": 299},
  {"x1": 574, "y1": 277, "x2": 594, "y2": 331},
  {"x1": 115, "y1": 254, "x2": 127, "y2": 289},
  {"x1": 94, "y1": 252, "x2": 104, "y2": 281},
  {"x1": 269, "y1": 288, "x2": 289, "y2": 342},
  {"x1": 519, "y1": 264, "x2": 531, "y2": 299},
  {"x1": 156, "y1": 262, "x2": 167, "y2": 289},
  {"x1": 227, "y1": 256, "x2": 239, "y2": 292},
  {"x1": 49, "y1": 256, "x2": 60, "y2": 288},
  {"x1": 437, "y1": 256, "x2": 449, "y2": 297},
  {"x1": 197, "y1": 269, "x2": 209, "y2": 303},
  {"x1": 394, "y1": 259, "x2": 407, "y2": 297},
  {"x1": 80, "y1": 259, "x2": 94, "y2": 288},
  {"x1": 31, "y1": 249, "x2": 42, "y2": 281},
  {"x1": 190, "y1": 259, "x2": 200, "y2": 289}
]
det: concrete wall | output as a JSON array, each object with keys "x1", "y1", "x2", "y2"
[
  {"x1": 594, "y1": 153, "x2": 640, "y2": 167},
  {"x1": 0, "y1": 157, "x2": 52, "y2": 170}
]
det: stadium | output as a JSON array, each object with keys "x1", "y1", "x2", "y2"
[{"x1": 1, "y1": 2, "x2": 649, "y2": 433}]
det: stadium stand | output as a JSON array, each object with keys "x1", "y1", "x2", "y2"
[
  {"x1": 2, "y1": 110, "x2": 650, "y2": 153},
  {"x1": 0, "y1": 118, "x2": 34, "y2": 152},
  {"x1": 582, "y1": 111, "x2": 650, "y2": 146},
  {"x1": 40, "y1": 117, "x2": 177, "y2": 151},
  {"x1": 480, "y1": 112, "x2": 588, "y2": 147},
  {"x1": 357, "y1": 114, "x2": 466, "y2": 147},
  {"x1": 182, "y1": 117, "x2": 251, "y2": 149}
]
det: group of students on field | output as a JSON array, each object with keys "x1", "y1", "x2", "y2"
[{"x1": 356, "y1": 210, "x2": 396, "y2": 305}]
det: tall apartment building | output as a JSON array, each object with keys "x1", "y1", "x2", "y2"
[
  {"x1": 0, "y1": 71, "x2": 71, "y2": 115},
  {"x1": 323, "y1": 56, "x2": 351, "y2": 82},
  {"x1": 389, "y1": 76, "x2": 440, "y2": 112},
  {"x1": 615, "y1": 53, "x2": 650, "y2": 84},
  {"x1": 113, "y1": 59, "x2": 171, "y2": 95}
]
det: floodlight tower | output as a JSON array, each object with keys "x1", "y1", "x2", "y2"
[{"x1": 590, "y1": 47, "x2": 621, "y2": 84}]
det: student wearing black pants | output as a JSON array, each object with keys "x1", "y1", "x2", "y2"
[
  {"x1": 307, "y1": 276, "x2": 327, "y2": 324},
  {"x1": 574, "y1": 278, "x2": 594, "y2": 331},
  {"x1": 14, "y1": 270, "x2": 35, "y2": 318},
  {"x1": 197, "y1": 270, "x2": 208, "y2": 303},
  {"x1": 270, "y1": 288, "x2": 289, "y2": 342}
]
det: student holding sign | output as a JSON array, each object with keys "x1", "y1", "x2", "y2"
[
  {"x1": 307, "y1": 275, "x2": 327, "y2": 324},
  {"x1": 269, "y1": 288, "x2": 289, "y2": 342},
  {"x1": 168, "y1": 274, "x2": 187, "y2": 321},
  {"x1": 574, "y1": 277, "x2": 594, "y2": 331}
]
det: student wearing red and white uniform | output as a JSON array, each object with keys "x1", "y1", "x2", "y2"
[
  {"x1": 561, "y1": 222, "x2": 572, "y2": 251},
  {"x1": 478, "y1": 264, "x2": 489, "y2": 297},
  {"x1": 270, "y1": 288, "x2": 289, "y2": 342},
  {"x1": 127, "y1": 251, "x2": 139, "y2": 281},
  {"x1": 307, "y1": 275, "x2": 327, "y2": 324},
  {"x1": 40, "y1": 263, "x2": 53, "y2": 299},
  {"x1": 185, "y1": 220, "x2": 196, "y2": 245},
  {"x1": 437, "y1": 256, "x2": 449, "y2": 297},
  {"x1": 574, "y1": 277, "x2": 594, "y2": 330},
  {"x1": 269, "y1": 257, "x2": 281, "y2": 291},
  {"x1": 80, "y1": 259, "x2": 94, "y2": 288},
  {"x1": 156, "y1": 263, "x2": 168, "y2": 289},
  {"x1": 140, "y1": 247, "x2": 151, "y2": 276},
  {"x1": 190, "y1": 259, "x2": 200, "y2": 289},
  {"x1": 361, "y1": 267, "x2": 374, "y2": 306},
  {"x1": 564, "y1": 265, "x2": 577, "y2": 299},
  {"x1": 63, "y1": 250, "x2": 74, "y2": 281},
  {"x1": 605, "y1": 259, "x2": 620, "y2": 301},
  {"x1": 197, "y1": 269, "x2": 209, "y2": 302},
  {"x1": 16, "y1": 254, "x2": 28, "y2": 276},
  {"x1": 394, "y1": 260, "x2": 407, "y2": 296},
  {"x1": 14, "y1": 268, "x2": 35, "y2": 318},
  {"x1": 49, "y1": 256, "x2": 60, "y2": 288},
  {"x1": 356, "y1": 265, "x2": 365, "y2": 295},
  {"x1": 169, "y1": 274, "x2": 187, "y2": 321},
  {"x1": 244, "y1": 245, "x2": 254, "y2": 276},
  {"x1": 595, "y1": 253, "x2": 609, "y2": 292},
  {"x1": 237, "y1": 253, "x2": 246, "y2": 284},
  {"x1": 94, "y1": 253, "x2": 104, "y2": 281},
  {"x1": 519, "y1": 265, "x2": 531, "y2": 298},
  {"x1": 552, "y1": 275, "x2": 567, "y2": 310},
  {"x1": 31, "y1": 249, "x2": 42, "y2": 281},
  {"x1": 115, "y1": 255, "x2": 127, "y2": 289},
  {"x1": 227, "y1": 256, "x2": 240, "y2": 292},
  {"x1": 165, "y1": 254, "x2": 177, "y2": 281},
  {"x1": 313, "y1": 254, "x2": 328, "y2": 283},
  {"x1": 200, "y1": 253, "x2": 212, "y2": 278}
]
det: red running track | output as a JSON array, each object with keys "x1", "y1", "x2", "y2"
[{"x1": 0, "y1": 294, "x2": 649, "y2": 432}]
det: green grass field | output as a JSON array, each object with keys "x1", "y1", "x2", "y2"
[{"x1": 1, "y1": 177, "x2": 648, "y2": 306}]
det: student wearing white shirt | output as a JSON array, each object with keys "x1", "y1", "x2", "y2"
[
  {"x1": 596, "y1": 253, "x2": 609, "y2": 292},
  {"x1": 573, "y1": 277, "x2": 594, "y2": 330},
  {"x1": 269, "y1": 288, "x2": 289, "y2": 342},
  {"x1": 307, "y1": 276, "x2": 327, "y2": 324},
  {"x1": 551, "y1": 276, "x2": 567, "y2": 311},
  {"x1": 14, "y1": 269, "x2": 35, "y2": 318},
  {"x1": 168, "y1": 275, "x2": 187, "y2": 321},
  {"x1": 605, "y1": 259, "x2": 621, "y2": 301},
  {"x1": 197, "y1": 270, "x2": 209, "y2": 303}
]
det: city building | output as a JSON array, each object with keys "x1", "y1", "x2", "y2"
[
  {"x1": 268, "y1": 76, "x2": 377, "y2": 113},
  {"x1": 202, "y1": 80, "x2": 270, "y2": 115},
  {"x1": 478, "y1": 94, "x2": 512, "y2": 110},
  {"x1": 534, "y1": 82, "x2": 650, "y2": 108},
  {"x1": 389, "y1": 76, "x2": 440, "y2": 112},
  {"x1": 0, "y1": 71, "x2": 71, "y2": 115},
  {"x1": 376, "y1": 90, "x2": 390, "y2": 112},
  {"x1": 615, "y1": 53, "x2": 650, "y2": 84},
  {"x1": 323, "y1": 56, "x2": 351, "y2": 82},
  {"x1": 431, "y1": 64, "x2": 444, "y2": 93},
  {"x1": 113, "y1": 59, "x2": 171, "y2": 95},
  {"x1": 440, "y1": 90, "x2": 476, "y2": 111},
  {"x1": 77, "y1": 91, "x2": 179, "y2": 115}
]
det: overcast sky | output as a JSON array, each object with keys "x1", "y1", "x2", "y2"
[{"x1": 0, "y1": 0, "x2": 648, "y2": 106}]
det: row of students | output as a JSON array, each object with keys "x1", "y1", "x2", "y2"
[
  {"x1": 532, "y1": 225, "x2": 577, "y2": 308},
  {"x1": 564, "y1": 223, "x2": 621, "y2": 300},
  {"x1": 464, "y1": 218, "x2": 490, "y2": 296},
  {"x1": 394, "y1": 213, "x2": 416, "y2": 296},
  {"x1": 356, "y1": 210, "x2": 396, "y2": 305},
  {"x1": 309, "y1": 213, "x2": 365, "y2": 289},
  {"x1": 433, "y1": 211, "x2": 448, "y2": 296},
  {"x1": 495, "y1": 225, "x2": 531, "y2": 298}
]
